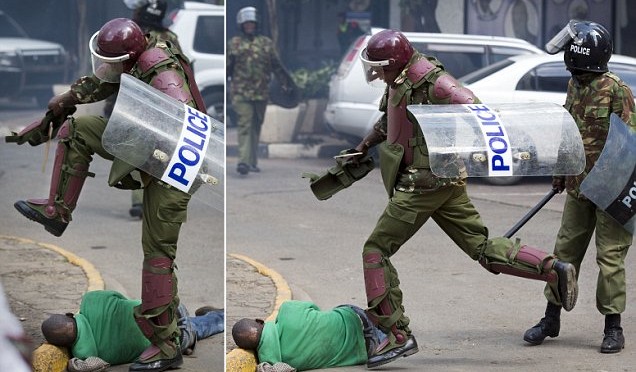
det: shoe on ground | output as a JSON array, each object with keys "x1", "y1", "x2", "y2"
[
  {"x1": 553, "y1": 260, "x2": 578, "y2": 312},
  {"x1": 523, "y1": 316, "x2": 560, "y2": 345},
  {"x1": 129, "y1": 204, "x2": 143, "y2": 219},
  {"x1": 237, "y1": 163, "x2": 249, "y2": 175},
  {"x1": 195, "y1": 305, "x2": 223, "y2": 317},
  {"x1": 14, "y1": 200, "x2": 68, "y2": 237},
  {"x1": 249, "y1": 165, "x2": 260, "y2": 172},
  {"x1": 128, "y1": 352, "x2": 183, "y2": 371},
  {"x1": 601, "y1": 327, "x2": 625, "y2": 353},
  {"x1": 366, "y1": 334, "x2": 419, "y2": 368}
]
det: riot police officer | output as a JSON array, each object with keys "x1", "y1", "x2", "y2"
[
  {"x1": 227, "y1": 6, "x2": 292, "y2": 175},
  {"x1": 349, "y1": 29, "x2": 579, "y2": 368},
  {"x1": 12, "y1": 18, "x2": 206, "y2": 371},
  {"x1": 524, "y1": 20, "x2": 635, "y2": 354}
]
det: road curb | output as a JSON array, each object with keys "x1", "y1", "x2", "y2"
[
  {"x1": 0, "y1": 235, "x2": 104, "y2": 372},
  {"x1": 226, "y1": 253, "x2": 293, "y2": 372}
]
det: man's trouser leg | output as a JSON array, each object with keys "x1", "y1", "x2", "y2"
[
  {"x1": 363, "y1": 189, "x2": 449, "y2": 348},
  {"x1": 15, "y1": 116, "x2": 108, "y2": 236},
  {"x1": 134, "y1": 180, "x2": 190, "y2": 362},
  {"x1": 543, "y1": 195, "x2": 631, "y2": 314},
  {"x1": 234, "y1": 99, "x2": 267, "y2": 167},
  {"x1": 431, "y1": 185, "x2": 577, "y2": 309}
]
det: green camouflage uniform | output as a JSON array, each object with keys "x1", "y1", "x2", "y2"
[
  {"x1": 61, "y1": 35, "x2": 197, "y2": 361},
  {"x1": 227, "y1": 33, "x2": 287, "y2": 168},
  {"x1": 363, "y1": 53, "x2": 565, "y2": 347},
  {"x1": 545, "y1": 72, "x2": 636, "y2": 314}
]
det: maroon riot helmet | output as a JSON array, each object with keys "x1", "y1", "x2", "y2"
[
  {"x1": 89, "y1": 18, "x2": 147, "y2": 82},
  {"x1": 360, "y1": 29, "x2": 414, "y2": 86}
]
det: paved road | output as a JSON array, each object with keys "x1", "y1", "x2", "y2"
[{"x1": 226, "y1": 155, "x2": 636, "y2": 372}]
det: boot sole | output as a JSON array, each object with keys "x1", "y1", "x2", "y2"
[
  {"x1": 600, "y1": 346, "x2": 624, "y2": 354},
  {"x1": 14, "y1": 201, "x2": 67, "y2": 237},
  {"x1": 523, "y1": 332, "x2": 558, "y2": 345},
  {"x1": 558, "y1": 264, "x2": 578, "y2": 312},
  {"x1": 366, "y1": 344, "x2": 419, "y2": 368}
]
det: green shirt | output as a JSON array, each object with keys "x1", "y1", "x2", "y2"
[
  {"x1": 257, "y1": 301, "x2": 367, "y2": 371},
  {"x1": 72, "y1": 290, "x2": 150, "y2": 365}
]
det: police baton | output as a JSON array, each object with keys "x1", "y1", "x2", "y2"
[{"x1": 504, "y1": 187, "x2": 559, "y2": 239}]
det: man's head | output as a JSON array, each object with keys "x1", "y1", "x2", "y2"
[
  {"x1": 41, "y1": 313, "x2": 77, "y2": 347},
  {"x1": 545, "y1": 19, "x2": 612, "y2": 74},
  {"x1": 237, "y1": 7, "x2": 257, "y2": 35},
  {"x1": 89, "y1": 18, "x2": 147, "y2": 83},
  {"x1": 132, "y1": 0, "x2": 168, "y2": 31},
  {"x1": 360, "y1": 29, "x2": 414, "y2": 87},
  {"x1": 231, "y1": 318, "x2": 264, "y2": 350}
]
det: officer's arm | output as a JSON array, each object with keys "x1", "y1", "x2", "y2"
[
  {"x1": 70, "y1": 75, "x2": 119, "y2": 104},
  {"x1": 355, "y1": 116, "x2": 387, "y2": 154}
]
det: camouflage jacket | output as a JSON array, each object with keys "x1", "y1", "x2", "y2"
[
  {"x1": 564, "y1": 71, "x2": 636, "y2": 194},
  {"x1": 374, "y1": 52, "x2": 474, "y2": 194},
  {"x1": 227, "y1": 34, "x2": 286, "y2": 101}
]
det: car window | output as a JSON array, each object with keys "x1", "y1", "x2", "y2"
[
  {"x1": 609, "y1": 63, "x2": 636, "y2": 91},
  {"x1": 460, "y1": 59, "x2": 515, "y2": 83},
  {"x1": 489, "y1": 46, "x2": 537, "y2": 64},
  {"x1": 516, "y1": 62, "x2": 569, "y2": 92},
  {"x1": 193, "y1": 15, "x2": 224, "y2": 55},
  {"x1": 414, "y1": 42, "x2": 485, "y2": 77}
]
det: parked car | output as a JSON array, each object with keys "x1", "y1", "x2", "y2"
[
  {"x1": 462, "y1": 52, "x2": 636, "y2": 105},
  {"x1": 324, "y1": 28, "x2": 545, "y2": 146},
  {"x1": 0, "y1": 10, "x2": 70, "y2": 106},
  {"x1": 170, "y1": 1, "x2": 224, "y2": 122},
  {"x1": 459, "y1": 53, "x2": 636, "y2": 185}
]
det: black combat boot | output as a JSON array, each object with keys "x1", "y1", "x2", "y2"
[
  {"x1": 601, "y1": 314, "x2": 625, "y2": 353},
  {"x1": 523, "y1": 302, "x2": 561, "y2": 345}
]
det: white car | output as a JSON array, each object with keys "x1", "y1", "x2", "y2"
[
  {"x1": 460, "y1": 53, "x2": 636, "y2": 185},
  {"x1": 0, "y1": 10, "x2": 70, "y2": 106},
  {"x1": 170, "y1": 1, "x2": 224, "y2": 122},
  {"x1": 462, "y1": 53, "x2": 636, "y2": 105},
  {"x1": 324, "y1": 28, "x2": 545, "y2": 145}
]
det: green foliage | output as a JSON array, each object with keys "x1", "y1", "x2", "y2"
[{"x1": 291, "y1": 61, "x2": 337, "y2": 100}]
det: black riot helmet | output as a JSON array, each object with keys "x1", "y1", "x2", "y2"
[
  {"x1": 133, "y1": 0, "x2": 168, "y2": 30},
  {"x1": 546, "y1": 19, "x2": 613, "y2": 73}
]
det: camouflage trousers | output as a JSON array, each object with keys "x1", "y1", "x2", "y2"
[
  {"x1": 233, "y1": 98, "x2": 267, "y2": 167},
  {"x1": 544, "y1": 193, "x2": 631, "y2": 314}
]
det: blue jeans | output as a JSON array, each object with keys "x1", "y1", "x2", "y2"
[
  {"x1": 189, "y1": 310, "x2": 225, "y2": 339},
  {"x1": 177, "y1": 304, "x2": 224, "y2": 354}
]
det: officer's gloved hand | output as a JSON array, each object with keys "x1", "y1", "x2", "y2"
[
  {"x1": 339, "y1": 147, "x2": 366, "y2": 166},
  {"x1": 552, "y1": 176, "x2": 566, "y2": 193},
  {"x1": 48, "y1": 91, "x2": 78, "y2": 117}
]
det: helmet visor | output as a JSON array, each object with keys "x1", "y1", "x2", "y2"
[
  {"x1": 89, "y1": 32, "x2": 130, "y2": 83},
  {"x1": 545, "y1": 20, "x2": 577, "y2": 54},
  {"x1": 360, "y1": 48, "x2": 390, "y2": 88}
]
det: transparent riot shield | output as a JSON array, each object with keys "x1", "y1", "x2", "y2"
[
  {"x1": 408, "y1": 102, "x2": 585, "y2": 179},
  {"x1": 580, "y1": 114, "x2": 636, "y2": 234},
  {"x1": 102, "y1": 74, "x2": 224, "y2": 211}
]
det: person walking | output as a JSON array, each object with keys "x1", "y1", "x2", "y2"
[
  {"x1": 523, "y1": 19, "x2": 635, "y2": 354},
  {"x1": 227, "y1": 6, "x2": 293, "y2": 175}
]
